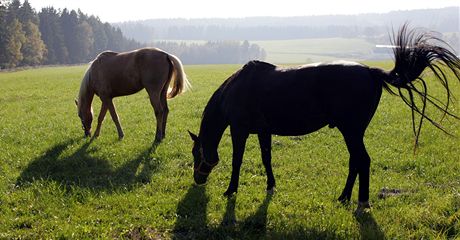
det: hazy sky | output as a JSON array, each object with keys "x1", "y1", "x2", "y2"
[{"x1": 28, "y1": 0, "x2": 459, "y2": 22}]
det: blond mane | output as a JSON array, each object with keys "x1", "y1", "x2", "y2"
[{"x1": 77, "y1": 64, "x2": 92, "y2": 110}]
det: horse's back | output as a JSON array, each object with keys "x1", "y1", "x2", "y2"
[
  {"x1": 89, "y1": 48, "x2": 171, "y2": 97},
  {"x1": 218, "y1": 61, "x2": 383, "y2": 135}
]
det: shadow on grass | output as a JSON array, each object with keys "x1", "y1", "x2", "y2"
[
  {"x1": 172, "y1": 187, "x2": 345, "y2": 239},
  {"x1": 355, "y1": 211, "x2": 385, "y2": 240},
  {"x1": 172, "y1": 185, "x2": 209, "y2": 239},
  {"x1": 16, "y1": 139, "x2": 160, "y2": 192}
]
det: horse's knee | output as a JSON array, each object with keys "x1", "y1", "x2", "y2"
[{"x1": 154, "y1": 108, "x2": 165, "y2": 117}]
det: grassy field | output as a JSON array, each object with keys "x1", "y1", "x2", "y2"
[
  {"x1": 254, "y1": 38, "x2": 375, "y2": 63},
  {"x1": 156, "y1": 38, "x2": 377, "y2": 63},
  {"x1": 0, "y1": 63, "x2": 459, "y2": 239}
]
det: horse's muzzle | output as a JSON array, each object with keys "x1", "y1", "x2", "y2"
[
  {"x1": 84, "y1": 130, "x2": 91, "y2": 138},
  {"x1": 194, "y1": 172, "x2": 208, "y2": 185}
]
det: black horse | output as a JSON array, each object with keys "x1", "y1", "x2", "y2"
[{"x1": 189, "y1": 24, "x2": 460, "y2": 210}]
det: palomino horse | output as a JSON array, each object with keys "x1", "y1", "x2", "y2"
[
  {"x1": 189, "y1": 24, "x2": 460, "y2": 211},
  {"x1": 76, "y1": 48, "x2": 191, "y2": 142}
]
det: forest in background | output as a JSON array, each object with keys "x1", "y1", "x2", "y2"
[
  {"x1": 0, "y1": 0, "x2": 142, "y2": 68},
  {"x1": 1, "y1": 2, "x2": 457, "y2": 68},
  {"x1": 116, "y1": 7, "x2": 459, "y2": 55},
  {"x1": 0, "y1": 0, "x2": 266, "y2": 69}
]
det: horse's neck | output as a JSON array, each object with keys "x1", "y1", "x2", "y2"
[
  {"x1": 78, "y1": 85, "x2": 94, "y2": 113},
  {"x1": 78, "y1": 66, "x2": 95, "y2": 110},
  {"x1": 81, "y1": 92, "x2": 94, "y2": 108},
  {"x1": 199, "y1": 99, "x2": 228, "y2": 161}
]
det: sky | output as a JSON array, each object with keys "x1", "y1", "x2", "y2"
[{"x1": 27, "y1": 0, "x2": 459, "y2": 23}]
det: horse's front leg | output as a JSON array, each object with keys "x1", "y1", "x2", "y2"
[
  {"x1": 258, "y1": 133, "x2": 275, "y2": 194},
  {"x1": 93, "y1": 102, "x2": 108, "y2": 138},
  {"x1": 106, "y1": 99, "x2": 124, "y2": 139},
  {"x1": 224, "y1": 126, "x2": 249, "y2": 197}
]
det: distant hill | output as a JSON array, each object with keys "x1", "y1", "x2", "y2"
[
  {"x1": 114, "y1": 7, "x2": 459, "y2": 42},
  {"x1": 113, "y1": 7, "x2": 459, "y2": 63}
]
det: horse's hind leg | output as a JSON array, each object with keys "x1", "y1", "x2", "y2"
[
  {"x1": 338, "y1": 159, "x2": 358, "y2": 204},
  {"x1": 106, "y1": 98, "x2": 124, "y2": 139},
  {"x1": 160, "y1": 86, "x2": 169, "y2": 139},
  {"x1": 258, "y1": 133, "x2": 275, "y2": 194},
  {"x1": 339, "y1": 132, "x2": 371, "y2": 208},
  {"x1": 147, "y1": 91, "x2": 166, "y2": 143}
]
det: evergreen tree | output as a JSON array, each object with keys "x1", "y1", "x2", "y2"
[
  {"x1": 18, "y1": 0, "x2": 37, "y2": 24},
  {"x1": 39, "y1": 7, "x2": 68, "y2": 64},
  {"x1": 0, "y1": 1, "x2": 8, "y2": 67},
  {"x1": 60, "y1": 9, "x2": 80, "y2": 63},
  {"x1": 88, "y1": 15, "x2": 108, "y2": 58},
  {"x1": 5, "y1": 0, "x2": 20, "y2": 23},
  {"x1": 75, "y1": 20, "x2": 93, "y2": 61}
]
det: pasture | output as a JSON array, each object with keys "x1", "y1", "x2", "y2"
[
  {"x1": 0, "y1": 63, "x2": 459, "y2": 239},
  {"x1": 254, "y1": 38, "x2": 376, "y2": 63},
  {"x1": 156, "y1": 38, "x2": 377, "y2": 63}
]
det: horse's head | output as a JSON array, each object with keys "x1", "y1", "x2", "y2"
[
  {"x1": 75, "y1": 99, "x2": 93, "y2": 137},
  {"x1": 189, "y1": 131, "x2": 217, "y2": 185}
]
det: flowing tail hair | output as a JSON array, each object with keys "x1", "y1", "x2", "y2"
[
  {"x1": 375, "y1": 23, "x2": 460, "y2": 149},
  {"x1": 166, "y1": 53, "x2": 191, "y2": 99}
]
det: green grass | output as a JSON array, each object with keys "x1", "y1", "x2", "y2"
[{"x1": 0, "y1": 63, "x2": 459, "y2": 239}]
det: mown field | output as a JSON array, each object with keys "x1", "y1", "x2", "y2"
[
  {"x1": 254, "y1": 38, "x2": 375, "y2": 63},
  {"x1": 0, "y1": 63, "x2": 459, "y2": 239},
  {"x1": 157, "y1": 38, "x2": 377, "y2": 63}
]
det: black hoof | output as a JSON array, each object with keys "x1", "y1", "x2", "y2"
[
  {"x1": 266, "y1": 186, "x2": 275, "y2": 195},
  {"x1": 338, "y1": 195, "x2": 351, "y2": 205},
  {"x1": 223, "y1": 189, "x2": 237, "y2": 197},
  {"x1": 354, "y1": 201, "x2": 372, "y2": 215}
]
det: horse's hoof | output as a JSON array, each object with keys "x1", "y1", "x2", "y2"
[
  {"x1": 337, "y1": 195, "x2": 351, "y2": 205},
  {"x1": 223, "y1": 189, "x2": 237, "y2": 197},
  {"x1": 354, "y1": 201, "x2": 371, "y2": 215},
  {"x1": 193, "y1": 182, "x2": 206, "y2": 187},
  {"x1": 266, "y1": 187, "x2": 275, "y2": 195}
]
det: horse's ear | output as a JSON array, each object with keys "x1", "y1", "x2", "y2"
[
  {"x1": 74, "y1": 99, "x2": 78, "y2": 107},
  {"x1": 188, "y1": 130, "x2": 199, "y2": 142}
]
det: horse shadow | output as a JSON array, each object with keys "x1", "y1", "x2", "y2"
[
  {"x1": 172, "y1": 185, "x2": 209, "y2": 239},
  {"x1": 16, "y1": 139, "x2": 160, "y2": 192},
  {"x1": 355, "y1": 210, "x2": 385, "y2": 240},
  {"x1": 171, "y1": 188, "x2": 367, "y2": 239}
]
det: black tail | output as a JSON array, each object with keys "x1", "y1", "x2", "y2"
[{"x1": 379, "y1": 24, "x2": 460, "y2": 148}]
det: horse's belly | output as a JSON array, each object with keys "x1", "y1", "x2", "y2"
[
  {"x1": 271, "y1": 119, "x2": 328, "y2": 136},
  {"x1": 250, "y1": 115, "x2": 328, "y2": 136}
]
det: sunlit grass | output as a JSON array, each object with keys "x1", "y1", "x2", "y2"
[{"x1": 0, "y1": 63, "x2": 459, "y2": 239}]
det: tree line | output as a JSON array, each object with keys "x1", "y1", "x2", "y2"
[
  {"x1": 116, "y1": 7, "x2": 459, "y2": 53},
  {"x1": 152, "y1": 40, "x2": 266, "y2": 64},
  {"x1": 0, "y1": 0, "x2": 267, "y2": 69},
  {"x1": 0, "y1": 0, "x2": 142, "y2": 68}
]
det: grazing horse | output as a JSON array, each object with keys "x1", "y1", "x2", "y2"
[
  {"x1": 76, "y1": 48, "x2": 191, "y2": 142},
  {"x1": 189, "y1": 24, "x2": 460, "y2": 210}
]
